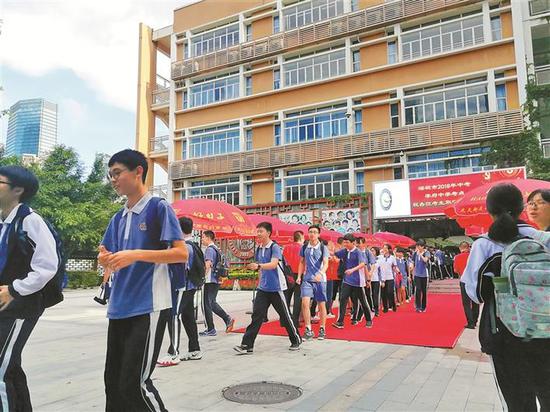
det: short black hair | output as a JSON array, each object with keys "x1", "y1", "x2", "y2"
[
  {"x1": 256, "y1": 221, "x2": 272, "y2": 235},
  {"x1": 527, "y1": 189, "x2": 550, "y2": 203},
  {"x1": 343, "y1": 233, "x2": 355, "y2": 242},
  {"x1": 383, "y1": 243, "x2": 393, "y2": 253},
  {"x1": 357, "y1": 237, "x2": 366, "y2": 244},
  {"x1": 293, "y1": 230, "x2": 304, "y2": 242},
  {"x1": 108, "y1": 149, "x2": 148, "y2": 183},
  {"x1": 337, "y1": 237, "x2": 344, "y2": 245},
  {"x1": 308, "y1": 224, "x2": 321, "y2": 233},
  {"x1": 179, "y1": 217, "x2": 193, "y2": 235},
  {"x1": 0, "y1": 166, "x2": 39, "y2": 203},
  {"x1": 416, "y1": 239, "x2": 426, "y2": 247},
  {"x1": 203, "y1": 230, "x2": 215, "y2": 240}
]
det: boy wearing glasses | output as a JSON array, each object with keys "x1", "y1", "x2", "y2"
[
  {"x1": 98, "y1": 149, "x2": 187, "y2": 412},
  {"x1": 0, "y1": 166, "x2": 58, "y2": 411}
]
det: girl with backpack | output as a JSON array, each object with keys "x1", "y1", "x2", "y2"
[{"x1": 462, "y1": 183, "x2": 550, "y2": 411}]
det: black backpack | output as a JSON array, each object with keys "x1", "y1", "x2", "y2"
[
  {"x1": 210, "y1": 245, "x2": 229, "y2": 278},
  {"x1": 257, "y1": 242, "x2": 295, "y2": 287},
  {"x1": 13, "y1": 207, "x2": 65, "y2": 308},
  {"x1": 337, "y1": 256, "x2": 346, "y2": 280},
  {"x1": 185, "y1": 240, "x2": 205, "y2": 287}
]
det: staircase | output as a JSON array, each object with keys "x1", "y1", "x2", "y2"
[{"x1": 428, "y1": 278, "x2": 461, "y2": 294}]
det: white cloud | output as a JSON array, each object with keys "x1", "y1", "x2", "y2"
[
  {"x1": 59, "y1": 98, "x2": 87, "y2": 123},
  {"x1": 0, "y1": 0, "x2": 192, "y2": 112}
]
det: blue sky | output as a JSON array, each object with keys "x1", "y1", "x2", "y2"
[
  {"x1": 0, "y1": 0, "x2": 193, "y2": 180},
  {"x1": 2, "y1": 67, "x2": 134, "y2": 171}
]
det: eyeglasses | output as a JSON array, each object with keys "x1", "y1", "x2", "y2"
[
  {"x1": 0, "y1": 180, "x2": 13, "y2": 186},
  {"x1": 107, "y1": 168, "x2": 129, "y2": 181},
  {"x1": 525, "y1": 200, "x2": 548, "y2": 208}
]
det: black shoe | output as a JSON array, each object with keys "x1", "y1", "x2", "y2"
[
  {"x1": 289, "y1": 341, "x2": 301, "y2": 351},
  {"x1": 332, "y1": 322, "x2": 344, "y2": 329},
  {"x1": 383, "y1": 308, "x2": 388, "y2": 313},
  {"x1": 351, "y1": 320, "x2": 358, "y2": 326},
  {"x1": 233, "y1": 344, "x2": 253, "y2": 355},
  {"x1": 375, "y1": 312, "x2": 380, "y2": 317},
  {"x1": 465, "y1": 324, "x2": 475, "y2": 329},
  {"x1": 366, "y1": 321, "x2": 373, "y2": 328}
]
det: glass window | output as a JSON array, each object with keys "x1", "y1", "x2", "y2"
[
  {"x1": 245, "y1": 184, "x2": 252, "y2": 205},
  {"x1": 283, "y1": 49, "x2": 346, "y2": 87},
  {"x1": 496, "y1": 84, "x2": 507, "y2": 111},
  {"x1": 491, "y1": 16, "x2": 502, "y2": 41},
  {"x1": 246, "y1": 24, "x2": 252, "y2": 42},
  {"x1": 352, "y1": 50, "x2": 361, "y2": 72},
  {"x1": 246, "y1": 129, "x2": 253, "y2": 151},
  {"x1": 245, "y1": 76, "x2": 252, "y2": 96},
  {"x1": 387, "y1": 41, "x2": 397, "y2": 64},
  {"x1": 402, "y1": 15, "x2": 483, "y2": 61},
  {"x1": 354, "y1": 110, "x2": 363, "y2": 133},
  {"x1": 355, "y1": 171, "x2": 364, "y2": 193},
  {"x1": 532, "y1": 23, "x2": 550, "y2": 67},
  {"x1": 274, "y1": 69, "x2": 281, "y2": 90},
  {"x1": 191, "y1": 23, "x2": 239, "y2": 57},
  {"x1": 284, "y1": 164, "x2": 350, "y2": 201},
  {"x1": 530, "y1": 0, "x2": 550, "y2": 16},
  {"x1": 283, "y1": 0, "x2": 344, "y2": 30},
  {"x1": 190, "y1": 74, "x2": 240, "y2": 107},
  {"x1": 274, "y1": 124, "x2": 281, "y2": 146},
  {"x1": 273, "y1": 15, "x2": 280, "y2": 33},
  {"x1": 190, "y1": 124, "x2": 240, "y2": 157},
  {"x1": 390, "y1": 103, "x2": 399, "y2": 128},
  {"x1": 187, "y1": 177, "x2": 240, "y2": 205}
]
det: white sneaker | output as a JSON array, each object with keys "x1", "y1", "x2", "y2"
[
  {"x1": 327, "y1": 313, "x2": 336, "y2": 319},
  {"x1": 157, "y1": 354, "x2": 180, "y2": 367},
  {"x1": 181, "y1": 350, "x2": 203, "y2": 361}
]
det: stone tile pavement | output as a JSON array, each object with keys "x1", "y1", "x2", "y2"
[{"x1": 26, "y1": 290, "x2": 502, "y2": 411}]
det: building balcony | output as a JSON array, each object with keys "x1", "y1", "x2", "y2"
[
  {"x1": 149, "y1": 184, "x2": 168, "y2": 198},
  {"x1": 169, "y1": 110, "x2": 523, "y2": 180},
  {"x1": 172, "y1": 0, "x2": 476, "y2": 80},
  {"x1": 535, "y1": 65, "x2": 550, "y2": 86},
  {"x1": 149, "y1": 135, "x2": 169, "y2": 156}
]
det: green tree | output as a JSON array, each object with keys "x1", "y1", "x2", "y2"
[
  {"x1": 30, "y1": 146, "x2": 121, "y2": 258},
  {"x1": 482, "y1": 72, "x2": 550, "y2": 179}
]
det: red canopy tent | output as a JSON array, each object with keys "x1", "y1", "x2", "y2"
[
  {"x1": 171, "y1": 199, "x2": 255, "y2": 238},
  {"x1": 246, "y1": 214, "x2": 295, "y2": 244},
  {"x1": 444, "y1": 179, "x2": 550, "y2": 233},
  {"x1": 373, "y1": 232, "x2": 416, "y2": 248}
]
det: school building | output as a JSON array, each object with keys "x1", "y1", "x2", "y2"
[{"x1": 136, "y1": 0, "x2": 550, "y2": 238}]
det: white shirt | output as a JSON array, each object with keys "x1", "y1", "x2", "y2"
[
  {"x1": 0, "y1": 204, "x2": 58, "y2": 296},
  {"x1": 376, "y1": 254, "x2": 397, "y2": 281}
]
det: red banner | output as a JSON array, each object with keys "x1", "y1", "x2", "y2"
[{"x1": 410, "y1": 168, "x2": 526, "y2": 216}]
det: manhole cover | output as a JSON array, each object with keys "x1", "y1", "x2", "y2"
[{"x1": 222, "y1": 381, "x2": 303, "y2": 405}]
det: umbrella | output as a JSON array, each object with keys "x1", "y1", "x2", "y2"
[
  {"x1": 373, "y1": 232, "x2": 416, "y2": 248},
  {"x1": 319, "y1": 229, "x2": 342, "y2": 242},
  {"x1": 172, "y1": 199, "x2": 255, "y2": 238},
  {"x1": 444, "y1": 179, "x2": 550, "y2": 231}
]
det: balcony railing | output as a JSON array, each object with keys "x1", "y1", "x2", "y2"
[
  {"x1": 150, "y1": 135, "x2": 169, "y2": 153},
  {"x1": 152, "y1": 86, "x2": 170, "y2": 106},
  {"x1": 172, "y1": 0, "x2": 476, "y2": 80},
  {"x1": 535, "y1": 65, "x2": 550, "y2": 85},
  {"x1": 169, "y1": 110, "x2": 523, "y2": 179}
]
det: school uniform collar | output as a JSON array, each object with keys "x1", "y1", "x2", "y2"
[
  {"x1": 259, "y1": 240, "x2": 273, "y2": 249},
  {"x1": 183, "y1": 235, "x2": 194, "y2": 241},
  {"x1": 307, "y1": 241, "x2": 321, "y2": 250},
  {"x1": 0, "y1": 203, "x2": 23, "y2": 225},
  {"x1": 348, "y1": 246, "x2": 357, "y2": 253},
  {"x1": 122, "y1": 192, "x2": 152, "y2": 217}
]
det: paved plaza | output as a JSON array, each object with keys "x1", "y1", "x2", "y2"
[{"x1": 27, "y1": 289, "x2": 502, "y2": 411}]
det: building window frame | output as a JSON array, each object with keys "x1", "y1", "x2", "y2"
[
  {"x1": 283, "y1": 48, "x2": 346, "y2": 87},
  {"x1": 191, "y1": 23, "x2": 240, "y2": 57}
]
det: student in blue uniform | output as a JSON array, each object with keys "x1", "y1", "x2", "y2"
[
  {"x1": 200, "y1": 231, "x2": 234, "y2": 336},
  {"x1": 412, "y1": 239, "x2": 430, "y2": 312},
  {"x1": 297, "y1": 225, "x2": 329, "y2": 341},
  {"x1": 462, "y1": 183, "x2": 550, "y2": 411},
  {"x1": 98, "y1": 149, "x2": 188, "y2": 412},
  {"x1": 234, "y1": 222, "x2": 301, "y2": 354},
  {"x1": 332, "y1": 234, "x2": 373, "y2": 329},
  {"x1": 0, "y1": 166, "x2": 59, "y2": 411},
  {"x1": 158, "y1": 217, "x2": 202, "y2": 367}
]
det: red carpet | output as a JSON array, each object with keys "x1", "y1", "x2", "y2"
[{"x1": 233, "y1": 293, "x2": 465, "y2": 349}]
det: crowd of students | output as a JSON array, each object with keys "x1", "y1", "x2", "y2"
[{"x1": 1, "y1": 147, "x2": 549, "y2": 412}]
